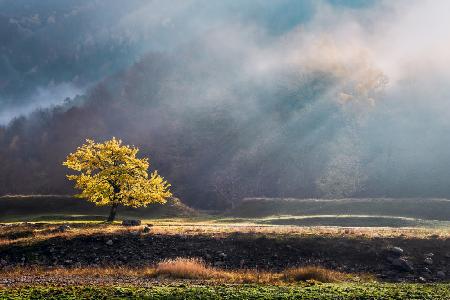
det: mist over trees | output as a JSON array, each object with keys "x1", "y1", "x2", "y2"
[
  {"x1": 0, "y1": 48, "x2": 447, "y2": 209},
  {"x1": 1, "y1": 1, "x2": 450, "y2": 209}
]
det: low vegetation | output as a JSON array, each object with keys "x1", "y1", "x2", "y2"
[
  {"x1": 0, "y1": 209, "x2": 449, "y2": 299},
  {"x1": 283, "y1": 266, "x2": 346, "y2": 283},
  {"x1": 233, "y1": 198, "x2": 450, "y2": 221},
  {"x1": 0, "y1": 258, "x2": 356, "y2": 285},
  {"x1": 155, "y1": 258, "x2": 220, "y2": 280},
  {"x1": 0, "y1": 195, "x2": 195, "y2": 222},
  {"x1": 1, "y1": 284, "x2": 450, "y2": 300}
]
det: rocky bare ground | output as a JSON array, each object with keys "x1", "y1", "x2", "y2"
[{"x1": 0, "y1": 223, "x2": 449, "y2": 283}]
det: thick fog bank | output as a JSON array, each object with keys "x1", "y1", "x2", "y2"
[{"x1": 1, "y1": 1, "x2": 450, "y2": 208}]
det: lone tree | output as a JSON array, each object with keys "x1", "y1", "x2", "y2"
[{"x1": 63, "y1": 137, "x2": 172, "y2": 222}]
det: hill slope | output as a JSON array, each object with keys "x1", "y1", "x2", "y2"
[
  {"x1": 230, "y1": 198, "x2": 450, "y2": 221},
  {"x1": 0, "y1": 195, "x2": 196, "y2": 222}
]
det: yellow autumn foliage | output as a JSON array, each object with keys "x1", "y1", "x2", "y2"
[{"x1": 63, "y1": 137, "x2": 172, "y2": 209}]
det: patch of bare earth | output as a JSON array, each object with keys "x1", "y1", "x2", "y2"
[{"x1": 0, "y1": 223, "x2": 449, "y2": 284}]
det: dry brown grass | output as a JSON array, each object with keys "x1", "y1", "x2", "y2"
[
  {"x1": 283, "y1": 266, "x2": 346, "y2": 283},
  {"x1": 153, "y1": 258, "x2": 279, "y2": 283},
  {"x1": 155, "y1": 258, "x2": 221, "y2": 280},
  {"x1": 0, "y1": 258, "x2": 369, "y2": 286},
  {"x1": 0, "y1": 265, "x2": 156, "y2": 278}
]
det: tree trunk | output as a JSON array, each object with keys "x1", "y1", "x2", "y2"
[{"x1": 107, "y1": 203, "x2": 119, "y2": 222}]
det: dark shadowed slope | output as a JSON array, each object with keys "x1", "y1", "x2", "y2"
[{"x1": 0, "y1": 195, "x2": 195, "y2": 222}]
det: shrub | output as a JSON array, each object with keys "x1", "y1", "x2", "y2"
[
  {"x1": 155, "y1": 258, "x2": 220, "y2": 279},
  {"x1": 283, "y1": 266, "x2": 344, "y2": 283}
]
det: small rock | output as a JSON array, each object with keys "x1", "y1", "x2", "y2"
[
  {"x1": 218, "y1": 252, "x2": 227, "y2": 259},
  {"x1": 122, "y1": 219, "x2": 141, "y2": 226},
  {"x1": 239, "y1": 259, "x2": 245, "y2": 267},
  {"x1": 143, "y1": 226, "x2": 152, "y2": 233},
  {"x1": 424, "y1": 253, "x2": 434, "y2": 258},
  {"x1": 418, "y1": 276, "x2": 426, "y2": 283},
  {"x1": 424, "y1": 257, "x2": 433, "y2": 265},
  {"x1": 392, "y1": 258, "x2": 414, "y2": 272},
  {"x1": 106, "y1": 240, "x2": 113, "y2": 246},
  {"x1": 57, "y1": 224, "x2": 71, "y2": 232},
  {"x1": 388, "y1": 247, "x2": 404, "y2": 257},
  {"x1": 436, "y1": 271, "x2": 446, "y2": 279},
  {"x1": 213, "y1": 261, "x2": 224, "y2": 267}
]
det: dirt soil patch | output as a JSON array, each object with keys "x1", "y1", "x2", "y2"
[{"x1": 0, "y1": 223, "x2": 449, "y2": 283}]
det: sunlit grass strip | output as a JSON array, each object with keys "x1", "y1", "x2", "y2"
[
  {"x1": 1, "y1": 221, "x2": 448, "y2": 248},
  {"x1": 1, "y1": 284, "x2": 450, "y2": 300},
  {"x1": 0, "y1": 259, "x2": 368, "y2": 285}
]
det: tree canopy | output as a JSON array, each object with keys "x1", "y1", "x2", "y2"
[{"x1": 63, "y1": 137, "x2": 172, "y2": 221}]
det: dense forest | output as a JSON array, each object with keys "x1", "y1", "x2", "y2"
[{"x1": 1, "y1": 0, "x2": 450, "y2": 209}]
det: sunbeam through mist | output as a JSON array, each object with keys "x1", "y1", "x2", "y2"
[{"x1": 0, "y1": 0, "x2": 450, "y2": 208}]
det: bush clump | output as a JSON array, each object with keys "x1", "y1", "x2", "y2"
[
  {"x1": 155, "y1": 258, "x2": 221, "y2": 279},
  {"x1": 283, "y1": 266, "x2": 345, "y2": 283}
]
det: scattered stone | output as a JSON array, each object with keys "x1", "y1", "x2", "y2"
[
  {"x1": 424, "y1": 257, "x2": 433, "y2": 265},
  {"x1": 392, "y1": 258, "x2": 414, "y2": 272},
  {"x1": 387, "y1": 247, "x2": 404, "y2": 257},
  {"x1": 240, "y1": 259, "x2": 245, "y2": 268},
  {"x1": 57, "y1": 225, "x2": 71, "y2": 232},
  {"x1": 418, "y1": 276, "x2": 426, "y2": 283},
  {"x1": 213, "y1": 261, "x2": 224, "y2": 267},
  {"x1": 0, "y1": 222, "x2": 447, "y2": 283},
  {"x1": 122, "y1": 219, "x2": 141, "y2": 226}
]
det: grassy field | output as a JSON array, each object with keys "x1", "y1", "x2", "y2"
[
  {"x1": 2, "y1": 284, "x2": 450, "y2": 300},
  {"x1": 0, "y1": 222, "x2": 449, "y2": 299},
  {"x1": 2, "y1": 196, "x2": 450, "y2": 229},
  {"x1": 0, "y1": 195, "x2": 196, "y2": 222},
  {"x1": 231, "y1": 198, "x2": 450, "y2": 220},
  {"x1": 1, "y1": 196, "x2": 449, "y2": 299}
]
